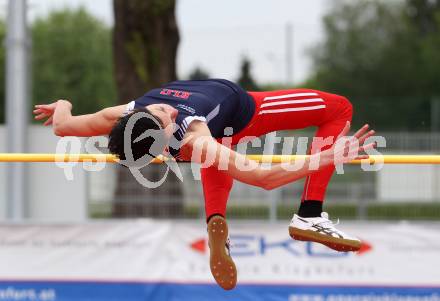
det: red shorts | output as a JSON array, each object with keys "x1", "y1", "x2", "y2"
[{"x1": 202, "y1": 89, "x2": 353, "y2": 219}]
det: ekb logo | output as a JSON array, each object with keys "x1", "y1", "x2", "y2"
[{"x1": 190, "y1": 234, "x2": 372, "y2": 258}]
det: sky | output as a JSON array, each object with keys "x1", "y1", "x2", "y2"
[{"x1": 1, "y1": 0, "x2": 330, "y2": 85}]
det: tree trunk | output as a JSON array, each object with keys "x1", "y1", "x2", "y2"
[{"x1": 112, "y1": 0, "x2": 183, "y2": 218}]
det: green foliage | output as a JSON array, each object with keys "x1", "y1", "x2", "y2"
[
  {"x1": 188, "y1": 66, "x2": 210, "y2": 80},
  {"x1": 259, "y1": 83, "x2": 295, "y2": 91},
  {"x1": 177, "y1": 202, "x2": 440, "y2": 221},
  {"x1": 151, "y1": 0, "x2": 175, "y2": 15},
  {"x1": 237, "y1": 57, "x2": 259, "y2": 91},
  {"x1": 308, "y1": 0, "x2": 440, "y2": 131},
  {"x1": 32, "y1": 8, "x2": 116, "y2": 117}
]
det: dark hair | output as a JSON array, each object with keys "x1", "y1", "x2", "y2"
[{"x1": 108, "y1": 108, "x2": 166, "y2": 162}]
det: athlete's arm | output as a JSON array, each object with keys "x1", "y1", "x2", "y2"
[
  {"x1": 181, "y1": 121, "x2": 375, "y2": 190},
  {"x1": 33, "y1": 100, "x2": 126, "y2": 137}
]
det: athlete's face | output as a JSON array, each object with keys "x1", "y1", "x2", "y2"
[{"x1": 145, "y1": 103, "x2": 178, "y2": 138}]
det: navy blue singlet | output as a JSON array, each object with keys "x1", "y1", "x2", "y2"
[{"x1": 124, "y1": 79, "x2": 256, "y2": 159}]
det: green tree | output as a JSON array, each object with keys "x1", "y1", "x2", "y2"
[
  {"x1": 32, "y1": 8, "x2": 116, "y2": 115},
  {"x1": 237, "y1": 57, "x2": 259, "y2": 91},
  {"x1": 189, "y1": 66, "x2": 210, "y2": 80},
  {"x1": 308, "y1": 0, "x2": 440, "y2": 130},
  {"x1": 407, "y1": 0, "x2": 440, "y2": 35}
]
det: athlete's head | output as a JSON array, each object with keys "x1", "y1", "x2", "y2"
[{"x1": 108, "y1": 104, "x2": 178, "y2": 161}]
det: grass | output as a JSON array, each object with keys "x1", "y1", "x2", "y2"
[
  {"x1": 90, "y1": 201, "x2": 440, "y2": 221},
  {"x1": 186, "y1": 202, "x2": 440, "y2": 220}
]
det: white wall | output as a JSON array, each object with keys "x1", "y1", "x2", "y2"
[
  {"x1": 378, "y1": 164, "x2": 440, "y2": 201},
  {"x1": 0, "y1": 125, "x2": 87, "y2": 221}
]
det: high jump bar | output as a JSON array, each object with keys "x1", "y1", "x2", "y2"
[{"x1": 0, "y1": 153, "x2": 440, "y2": 164}]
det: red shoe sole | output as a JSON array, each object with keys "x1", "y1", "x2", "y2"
[{"x1": 208, "y1": 216, "x2": 237, "y2": 290}]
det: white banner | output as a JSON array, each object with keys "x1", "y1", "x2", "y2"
[
  {"x1": 0, "y1": 220, "x2": 439, "y2": 285},
  {"x1": 0, "y1": 220, "x2": 439, "y2": 301}
]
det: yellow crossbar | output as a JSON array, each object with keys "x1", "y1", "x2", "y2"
[{"x1": 0, "y1": 153, "x2": 440, "y2": 164}]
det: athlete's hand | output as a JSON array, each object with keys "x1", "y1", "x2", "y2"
[
  {"x1": 324, "y1": 122, "x2": 376, "y2": 165},
  {"x1": 33, "y1": 100, "x2": 71, "y2": 126}
]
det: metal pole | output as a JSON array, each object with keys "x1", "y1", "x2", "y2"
[
  {"x1": 431, "y1": 98, "x2": 440, "y2": 133},
  {"x1": 6, "y1": 0, "x2": 29, "y2": 220},
  {"x1": 285, "y1": 23, "x2": 293, "y2": 85},
  {"x1": 263, "y1": 132, "x2": 280, "y2": 222},
  {"x1": 431, "y1": 98, "x2": 440, "y2": 201},
  {"x1": 356, "y1": 184, "x2": 367, "y2": 221}
]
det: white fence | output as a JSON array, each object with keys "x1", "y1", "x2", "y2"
[{"x1": 1, "y1": 126, "x2": 440, "y2": 221}]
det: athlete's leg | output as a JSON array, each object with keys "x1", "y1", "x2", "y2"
[
  {"x1": 202, "y1": 90, "x2": 353, "y2": 288},
  {"x1": 300, "y1": 95, "x2": 353, "y2": 210},
  {"x1": 201, "y1": 166, "x2": 233, "y2": 220},
  {"x1": 203, "y1": 89, "x2": 350, "y2": 222},
  {"x1": 237, "y1": 89, "x2": 359, "y2": 251},
  {"x1": 235, "y1": 90, "x2": 352, "y2": 206},
  {"x1": 201, "y1": 166, "x2": 236, "y2": 290}
]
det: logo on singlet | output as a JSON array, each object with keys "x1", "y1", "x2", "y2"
[
  {"x1": 176, "y1": 104, "x2": 196, "y2": 114},
  {"x1": 160, "y1": 88, "x2": 192, "y2": 100}
]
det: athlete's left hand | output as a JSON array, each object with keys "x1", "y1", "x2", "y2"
[
  {"x1": 351, "y1": 123, "x2": 376, "y2": 160},
  {"x1": 329, "y1": 122, "x2": 377, "y2": 164}
]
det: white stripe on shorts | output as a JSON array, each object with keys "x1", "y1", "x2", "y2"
[
  {"x1": 263, "y1": 92, "x2": 318, "y2": 101},
  {"x1": 261, "y1": 98, "x2": 324, "y2": 108},
  {"x1": 182, "y1": 119, "x2": 189, "y2": 130},
  {"x1": 258, "y1": 105, "x2": 326, "y2": 115}
]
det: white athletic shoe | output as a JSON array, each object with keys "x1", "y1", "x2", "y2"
[{"x1": 288, "y1": 212, "x2": 361, "y2": 252}]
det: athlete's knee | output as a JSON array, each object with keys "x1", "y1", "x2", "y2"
[
  {"x1": 201, "y1": 167, "x2": 233, "y2": 190},
  {"x1": 338, "y1": 95, "x2": 353, "y2": 119}
]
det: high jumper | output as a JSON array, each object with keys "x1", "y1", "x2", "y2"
[{"x1": 34, "y1": 78, "x2": 375, "y2": 290}]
